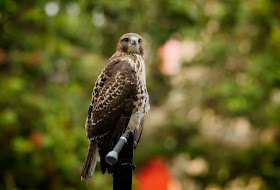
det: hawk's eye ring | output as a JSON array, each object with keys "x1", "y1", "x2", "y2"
[
  {"x1": 138, "y1": 39, "x2": 142, "y2": 43},
  {"x1": 123, "y1": 38, "x2": 129, "y2": 42}
]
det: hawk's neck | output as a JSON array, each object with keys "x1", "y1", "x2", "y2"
[{"x1": 110, "y1": 52, "x2": 146, "y2": 84}]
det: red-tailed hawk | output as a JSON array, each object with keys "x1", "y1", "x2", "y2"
[{"x1": 81, "y1": 33, "x2": 150, "y2": 181}]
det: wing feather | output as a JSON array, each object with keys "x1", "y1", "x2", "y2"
[{"x1": 85, "y1": 59, "x2": 137, "y2": 141}]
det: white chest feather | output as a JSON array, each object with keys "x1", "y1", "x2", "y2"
[
  {"x1": 135, "y1": 54, "x2": 146, "y2": 85},
  {"x1": 126, "y1": 55, "x2": 150, "y2": 132}
]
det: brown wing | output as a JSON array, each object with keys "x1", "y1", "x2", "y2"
[{"x1": 85, "y1": 59, "x2": 137, "y2": 142}]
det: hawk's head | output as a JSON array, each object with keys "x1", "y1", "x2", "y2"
[{"x1": 117, "y1": 33, "x2": 144, "y2": 56}]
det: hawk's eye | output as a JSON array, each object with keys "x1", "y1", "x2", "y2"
[
  {"x1": 123, "y1": 38, "x2": 129, "y2": 42},
  {"x1": 138, "y1": 39, "x2": 142, "y2": 43}
]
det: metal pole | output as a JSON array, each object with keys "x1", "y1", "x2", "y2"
[{"x1": 106, "y1": 130, "x2": 135, "y2": 190}]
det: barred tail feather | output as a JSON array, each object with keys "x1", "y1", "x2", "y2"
[{"x1": 81, "y1": 140, "x2": 100, "y2": 181}]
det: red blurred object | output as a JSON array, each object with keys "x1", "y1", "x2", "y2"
[
  {"x1": 137, "y1": 158, "x2": 171, "y2": 190},
  {"x1": 0, "y1": 49, "x2": 9, "y2": 65},
  {"x1": 29, "y1": 51, "x2": 41, "y2": 65},
  {"x1": 30, "y1": 131, "x2": 43, "y2": 147}
]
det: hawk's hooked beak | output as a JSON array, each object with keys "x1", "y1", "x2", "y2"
[
  {"x1": 127, "y1": 37, "x2": 140, "y2": 53},
  {"x1": 131, "y1": 40, "x2": 137, "y2": 46}
]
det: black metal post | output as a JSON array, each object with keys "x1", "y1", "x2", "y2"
[{"x1": 105, "y1": 130, "x2": 135, "y2": 190}]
